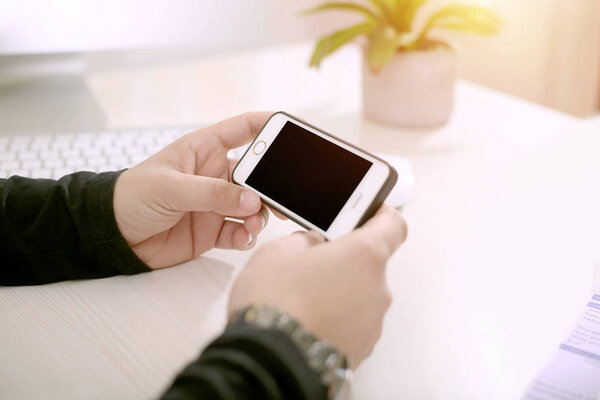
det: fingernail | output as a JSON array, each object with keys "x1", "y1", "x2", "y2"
[
  {"x1": 246, "y1": 232, "x2": 254, "y2": 246},
  {"x1": 240, "y1": 190, "x2": 260, "y2": 212},
  {"x1": 260, "y1": 211, "x2": 267, "y2": 230}
]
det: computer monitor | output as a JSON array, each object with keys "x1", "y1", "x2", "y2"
[{"x1": 0, "y1": 0, "x2": 343, "y2": 134}]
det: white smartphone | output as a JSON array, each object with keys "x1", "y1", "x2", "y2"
[{"x1": 232, "y1": 112, "x2": 397, "y2": 240}]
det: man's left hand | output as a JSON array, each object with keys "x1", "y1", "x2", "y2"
[{"x1": 113, "y1": 112, "x2": 274, "y2": 269}]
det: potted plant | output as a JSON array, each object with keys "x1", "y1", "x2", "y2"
[{"x1": 305, "y1": 1, "x2": 501, "y2": 127}]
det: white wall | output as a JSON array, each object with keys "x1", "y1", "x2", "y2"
[
  {"x1": 451, "y1": 0, "x2": 600, "y2": 116},
  {"x1": 0, "y1": 0, "x2": 351, "y2": 55}
]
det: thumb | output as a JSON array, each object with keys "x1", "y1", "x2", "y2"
[
  {"x1": 164, "y1": 172, "x2": 262, "y2": 217},
  {"x1": 274, "y1": 230, "x2": 326, "y2": 250},
  {"x1": 331, "y1": 204, "x2": 407, "y2": 262}
]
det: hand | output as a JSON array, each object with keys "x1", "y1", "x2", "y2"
[
  {"x1": 228, "y1": 205, "x2": 407, "y2": 367},
  {"x1": 113, "y1": 112, "x2": 274, "y2": 269}
]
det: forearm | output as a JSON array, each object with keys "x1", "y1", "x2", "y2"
[
  {"x1": 161, "y1": 323, "x2": 326, "y2": 400},
  {"x1": 0, "y1": 172, "x2": 149, "y2": 285}
]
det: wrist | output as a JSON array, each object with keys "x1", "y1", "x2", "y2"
[{"x1": 229, "y1": 304, "x2": 351, "y2": 399}]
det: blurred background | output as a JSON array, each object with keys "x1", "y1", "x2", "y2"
[
  {"x1": 1, "y1": 0, "x2": 599, "y2": 123},
  {"x1": 0, "y1": 0, "x2": 600, "y2": 116}
]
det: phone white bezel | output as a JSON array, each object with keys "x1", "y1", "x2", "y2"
[{"x1": 232, "y1": 112, "x2": 392, "y2": 239}]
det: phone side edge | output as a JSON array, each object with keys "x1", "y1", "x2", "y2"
[{"x1": 355, "y1": 164, "x2": 398, "y2": 228}]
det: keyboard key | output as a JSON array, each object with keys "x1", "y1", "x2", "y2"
[
  {"x1": 66, "y1": 158, "x2": 86, "y2": 167},
  {"x1": 52, "y1": 168, "x2": 73, "y2": 180},
  {"x1": 52, "y1": 141, "x2": 72, "y2": 150},
  {"x1": 10, "y1": 169, "x2": 30, "y2": 177},
  {"x1": 137, "y1": 129, "x2": 158, "y2": 136},
  {"x1": 145, "y1": 144, "x2": 162, "y2": 154},
  {"x1": 39, "y1": 150, "x2": 59, "y2": 159},
  {"x1": 44, "y1": 159, "x2": 64, "y2": 168},
  {"x1": 31, "y1": 141, "x2": 51, "y2": 151},
  {"x1": 76, "y1": 132, "x2": 96, "y2": 140},
  {"x1": 80, "y1": 165, "x2": 97, "y2": 172},
  {"x1": 11, "y1": 136, "x2": 31, "y2": 146},
  {"x1": 81, "y1": 147, "x2": 103, "y2": 157},
  {"x1": 108, "y1": 164, "x2": 124, "y2": 171},
  {"x1": 122, "y1": 129, "x2": 145, "y2": 136},
  {"x1": 108, "y1": 156, "x2": 128, "y2": 167},
  {"x1": 128, "y1": 145, "x2": 147, "y2": 155},
  {"x1": 163, "y1": 128, "x2": 184, "y2": 137},
  {"x1": 98, "y1": 132, "x2": 118, "y2": 140},
  {"x1": 155, "y1": 137, "x2": 174, "y2": 147},
  {"x1": 31, "y1": 169, "x2": 53, "y2": 179},
  {"x1": 9, "y1": 143, "x2": 29, "y2": 151},
  {"x1": 1, "y1": 160, "x2": 20, "y2": 171},
  {"x1": 115, "y1": 137, "x2": 134, "y2": 147},
  {"x1": 60, "y1": 149, "x2": 80, "y2": 159},
  {"x1": 87, "y1": 156, "x2": 107, "y2": 167},
  {"x1": 135, "y1": 136, "x2": 153, "y2": 145},
  {"x1": 18, "y1": 151, "x2": 38, "y2": 161},
  {"x1": 22, "y1": 160, "x2": 42, "y2": 169},
  {"x1": 31, "y1": 136, "x2": 52, "y2": 144},
  {"x1": 95, "y1": 139, "x2": 114, "y2": 149},
  {"x1": 0, "y1": 126, "x2": 199, "y2": 181},
  {"x1": 73, "y1": 139, "x2": 93, "y2": 149},
  {"x1": 129, "y1": 155, "x2": 147, "y2": 165},
  {"x1": 0, "y1": 153, "x2": 17, "y2": 162}
]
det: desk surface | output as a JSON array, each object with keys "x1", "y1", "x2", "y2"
[{"x1": 2, "y1": 42, "x2": 600, "y2": 399}]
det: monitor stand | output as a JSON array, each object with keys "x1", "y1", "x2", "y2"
[{"x1": 0, "y1": 53, "x2": 106, "y2": 136}]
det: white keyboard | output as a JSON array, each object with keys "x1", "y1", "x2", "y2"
[
  {"x1": 0, "y1": 127, "x2": 414, "y2": 207},
  {"x1": 0, "y1": 127, "x2": 206, "y2": 180}
]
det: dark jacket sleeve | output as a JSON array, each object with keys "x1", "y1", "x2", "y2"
[
  {"x1": 161, "y1": 322, "x2": 327, "y2": 400},
  {"x1": 0, "y1": 172, "x2": 325, "y2": 399},
  {"x1": 0, "y1": 172, "x2": 150, "y2": 285}
]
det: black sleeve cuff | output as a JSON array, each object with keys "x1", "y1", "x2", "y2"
[
  {"x1": 73, "y1": 170, "x2": 151, "y2": 277},
  {"x1": 0, "y1": 171, "x2": 150, "y2": 285},
  {"x1": 161, "y1": 322, "x2": 327, "y2": 400}
]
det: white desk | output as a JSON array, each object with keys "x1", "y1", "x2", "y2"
[{"x1": 2, "y1": 42, "x2": 600, "y2": 399}]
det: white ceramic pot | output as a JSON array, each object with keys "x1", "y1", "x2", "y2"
[{"x1": 362, "y1": 48, "x2": 457, "y2": 128}]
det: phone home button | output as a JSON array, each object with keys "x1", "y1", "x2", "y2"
[{"x1": 253, "y1": 141, "x2": 267, "y2": 155}]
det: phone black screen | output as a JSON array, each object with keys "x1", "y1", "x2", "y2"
[{"x1": 245, "y1": 121, "x2": 372, "y2": 231}]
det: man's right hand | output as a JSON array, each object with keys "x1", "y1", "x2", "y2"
[{"x1": 228, "y1": 205, "x2": 407, "y2": 367}]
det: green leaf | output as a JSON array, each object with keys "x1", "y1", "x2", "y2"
[
  {"x1": 309, "y1": 22, "x2": 375, "y2": 67},
  {"x1": 414, "y1": 4, "x2": 501, "y2": 48},
  {"x1": 432, "y1": 5, "x2": 501, "y2": 33},
  {"x1": 367, "y1": 0, "x2": 427, "y2": 33},
  {"x1": 302, "y1": 2, "x2": 378, "y2": 23},
  {"x1": 365, "y1": 23, "x2": 400, "y2": 72},
  {"x1": 365, "y1": 0, "x2": 398, "y2": 28},
  {"x1": 394, "y1": 0, "x2": 429, "y2": 32},
  {"x1": 365, "y1": 0, "x2": 389, "y2": 13}
]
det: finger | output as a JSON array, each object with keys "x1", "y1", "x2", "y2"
[
  {"x1": 228, "y1": 157, "x2": 287, "y2": 221},
  {"x1": 215, "y1": 220, "x2": 255, "y2": 250},
  {"x1": 268, "y1": 207, "x2": 288, "y2": 220},
  {"x1": 273, "y1": 230, "x2": 325, "y2": 251},
  {"x1": 352, "y1": 204, "x2": 408, "y2": 258},
  {"x1": 205, "y1": 111, "x2": 274, "y2": 150},
  {"x1": 243, "y1": 206, "x2": 268, "y2": 235},
  {"x1": 228, "y1": 158, "x2": 239, "y2": 180},
  {"x1": 165, "y1": 172, "x2": 262, "y2": 217}
]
